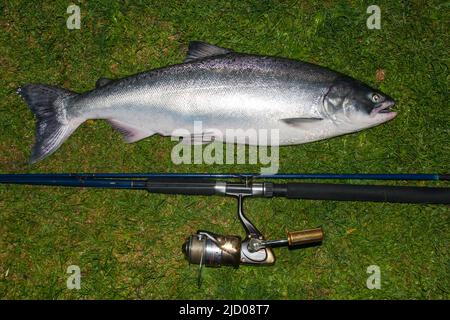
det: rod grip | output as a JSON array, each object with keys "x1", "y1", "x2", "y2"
[{"x1": 277, "y1": 183, "x2": 450, "y2": 204}]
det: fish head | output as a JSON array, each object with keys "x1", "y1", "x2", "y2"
[{"x1": 323, "y1": 77, "x2": 396, "y2": 130}]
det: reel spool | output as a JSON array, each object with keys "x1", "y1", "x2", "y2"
[{"x1": 182, "y1": 232, "x2": 242, "y2": 267}]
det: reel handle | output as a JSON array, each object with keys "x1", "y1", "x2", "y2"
[
  {"x1": 247, "y1": 227, "x2": 324, "y2": 252},
  {"x1": 287, "y1": 228, "x2": 324, "y2": 246}
]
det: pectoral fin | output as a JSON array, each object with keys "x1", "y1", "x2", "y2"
[{"x1": 108, "y1": 119, "x2": 154, "y2": 143}]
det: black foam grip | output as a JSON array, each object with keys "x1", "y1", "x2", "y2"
[{"x1": 273, "y1": 183, "x2": 450, "y2": 204}]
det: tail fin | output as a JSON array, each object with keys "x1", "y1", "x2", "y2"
[{"x1": 17, "y1": 84, "x2": 81, "y2": 164}]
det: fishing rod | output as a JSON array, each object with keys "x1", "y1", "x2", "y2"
[
  {"x1": 1, "y1": 173, "x2": 449, "y2": 204},
  {"x1": 1, "y1": 172, "x2": 449, "y2": 180},
  {"x1": 1, "y1": 173, "x2": 449, "y2": 277}
]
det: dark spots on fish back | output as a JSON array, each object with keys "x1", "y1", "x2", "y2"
[{"x1": 84, "y1": 52, "x2": 340, "y2": 95}]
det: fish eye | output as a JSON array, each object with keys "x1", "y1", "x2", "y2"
[{"x1": 371, "y1": 93, "x2": 381, "y2": 103}]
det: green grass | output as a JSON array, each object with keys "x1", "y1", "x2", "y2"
[{"x1": 0, "y1": 0, "x2": 449, "y2": 299}]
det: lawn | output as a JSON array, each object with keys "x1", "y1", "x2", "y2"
[{"x1": 0, "y1": 0, "x2": 449, "y2": 299}]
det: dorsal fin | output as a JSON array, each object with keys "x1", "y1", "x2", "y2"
[
  {"x1": 96, "y1": 77, "x2": 114, "y2": 88},
  {"x1": 184, "y1": 41, "x2": 232, "y2": 62}
]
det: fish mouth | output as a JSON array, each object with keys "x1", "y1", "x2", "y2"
[{"x1": 370, "y1": 100, "x2": 397, "y2": 119}]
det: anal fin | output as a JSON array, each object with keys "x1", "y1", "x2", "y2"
[{"x1": 108, "y1": 119, "x2": 154, "y2": 143}]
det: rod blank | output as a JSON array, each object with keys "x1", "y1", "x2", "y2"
[{"x1": 0, "y1": 173, "x2": 448, "y2": 181}]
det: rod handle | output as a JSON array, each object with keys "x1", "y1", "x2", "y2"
[
  {"x1": 287, "y1": 227, "x2": 324, "y2": 246},
  {"x1": 278, "y1": 183, "x2": 450, "y2": 204}
]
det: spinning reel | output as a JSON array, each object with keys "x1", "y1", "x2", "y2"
[{"x1": 182, "y1": 184, "x2": 324, "y2": 275}]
